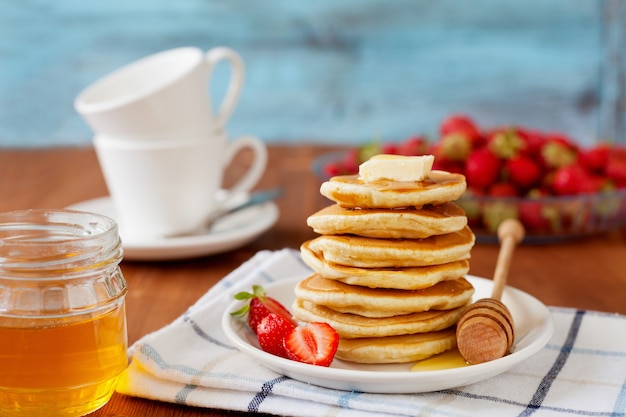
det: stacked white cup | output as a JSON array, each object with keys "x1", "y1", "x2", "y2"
[{"x1": 74, "y1": 47, "x2": 268, "y2": 240}]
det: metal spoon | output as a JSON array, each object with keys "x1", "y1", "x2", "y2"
[{"x1": 168, "y1": 187, "x2": 283, "y2": 237}]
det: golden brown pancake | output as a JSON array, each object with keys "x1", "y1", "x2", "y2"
[
  {"x1": 295, "y1": 274, "x2": 474, "y2": 317},
  {"x1": 292, "y1": 298, "x2": 466, "y2": 338},
  {"x1": 336, "y1": 328, "x2": 457, "y2": 363},
  {"x1": 306, "y1": 203, "x2": 467, "y2": 239},
  {"x1": 304, "y1": 226, "x2": 475, "y2": 268},
  {"x1": 320, "y1": 171, "x2": 466, "y2": 209},
  {"x1": 300, "y1": 244, "x2": 470, "y2": 289}
]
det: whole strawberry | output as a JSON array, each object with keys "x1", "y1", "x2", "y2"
[
  {"x1": 506, "y1": 155, "x2": 542, "y2": 190},
  {"x1": 440, "y1": 114, "x2": 481, "y2": 144},
  {"x1": 551, "y1": 164, "x2": 596, "y2": 195},
  {"x1": 231, "y1": 285, "x2": 297, "y2": 334},
  {"x1": 465, "y1": 147, "x2": 501, "y2": 190},
  {"x1": 257, "y1": 313, "x2": 296, "y2": 358}
]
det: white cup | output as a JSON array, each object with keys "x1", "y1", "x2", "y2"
[
  {"x1": 93, "y1": 131, "x2": 267, "y2": 240},
  {"x1": 74, "y1": 47, "x2": 244, "y2": 140}
]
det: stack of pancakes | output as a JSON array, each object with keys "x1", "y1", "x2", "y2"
[{"x1": 295, "y1": 163, "x2": 476, "y2": 364}]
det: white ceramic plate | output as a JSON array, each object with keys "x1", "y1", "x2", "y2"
[
  {"x1": 67, "y1": 196, "x2": 278, "y2": 261},
  {"x1": 222, "y1": 275, "x2": 554, "y2": 393}
]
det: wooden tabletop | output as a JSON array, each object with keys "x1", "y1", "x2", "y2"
[{"x1": 1, "y1": 144, "x2": 625, "y2": 417}]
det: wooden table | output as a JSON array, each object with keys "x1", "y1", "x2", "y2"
[{"x1": 1, "y1": 144, "x2": 625, "y2": 416}]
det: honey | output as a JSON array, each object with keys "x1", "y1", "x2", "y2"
[
  {"x1": 410, "y1": 348, "x2": 470, "y2": 371},
  {"x1": 0, "y1": 305, "x2": 127, "y2": 416},
  {"x1": 0, "y1": 209, "x2": 128, "y2": 417}
]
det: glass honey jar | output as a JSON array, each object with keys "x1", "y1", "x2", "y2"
[{"x1": 0, "y1": 209, "x2": 128, "y2": 416}]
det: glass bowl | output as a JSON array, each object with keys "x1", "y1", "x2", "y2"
[{"x1": 312, "y1": 151, "x2": 626, "y2": 244}]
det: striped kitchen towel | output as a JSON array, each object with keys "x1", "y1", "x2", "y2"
[{"x1": 116, "y1": 248, "x2": 626, "y2": 417}]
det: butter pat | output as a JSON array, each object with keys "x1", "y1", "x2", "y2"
[{"x1": 358, "y1": 154, "x2": 435, "y2": 182}]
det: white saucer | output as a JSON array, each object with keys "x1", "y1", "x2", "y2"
[
  {"x1": 67, "y1": 196, "x2": 279, "y2": 261},
  {"x1": 222, "y1": 275, "x2": 554, "y2": 394}
]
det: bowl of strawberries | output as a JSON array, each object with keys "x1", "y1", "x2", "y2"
[{"x1": 315, "y1": 115, "x2": 626, "y2": 243}]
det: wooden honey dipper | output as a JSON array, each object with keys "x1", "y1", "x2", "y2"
[{"x1": 456, "y1": 218, "x2": 525, "y2": 364}]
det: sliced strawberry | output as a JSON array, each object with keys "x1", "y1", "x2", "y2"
[
  {"x1": 284, "y1": 322, "x2": 339, "y2": 367},
  {"x1": 257, "y1": 313, "x2": 296, "y2": 358},
  {"x1": 231, "y1": 285, "x2": 297, "y2": 334}
]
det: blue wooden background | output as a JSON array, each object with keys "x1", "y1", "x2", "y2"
[{"x1": 1, "y1": 0, "x2": 624, "y2": 148}]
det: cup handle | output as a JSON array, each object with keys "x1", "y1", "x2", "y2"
[
  {"x1": 221, "y1": 135, "x2": 268, "y2": 202},
  {"x1": 205, "y1": 47, "x2": 245, "y2": 127}
]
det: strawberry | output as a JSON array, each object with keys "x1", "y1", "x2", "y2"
[
  {"x1": 516, "y1": 127, "x2": 546, "y2": 156},
  {"x1": 488, "y1": 128, "x2": 527, "y2": 159},
  {"x1": 579, "y1": 144, "x2": 610, "y2": 173},
  {"x1": 464, "y1": 147, "x2": 501, "y2": 190},
  {"x1": 541, "y1": 134, "x2": 578, "y2": 168},
  {"x1": 322, "y1": 161, "x2": 342, "y2": 178},
  {"x1": 519, "y1": 200, "x2": 550, "y2": 233},
  {"x1": 488, "y1": 182, "x2": 519, "y2": 197},
  {"x1": 284, "y1": 322, "x2": 339, "y2": 367},
  {"x1": 440, "y1": 114, "x2": 481, "y2": 144},
  {"x1": 397, "y1": 136, "x2": 429, "y2": 156},
  {"x1": 481, "y1": 201, "x2": 518, "y2": 233},
  {"x1": 439, "y1": 133, "x2": 472, "y2": 161},
  {"x1": 256, "y1": 313, "x2": 296, "y2": 358},
  {"x1": 505, "y1": 155, "x2": 542, "y2": 189},
  {"x1": 231, "y1": 285, "x2": 297, "y2": 334},
  {"x1": 551, "y1": 164, "x2": 591, "y2": 195},
  {"x1": 341, "y1": 149, "x2": 360, "y2": 175},
  {"x1": 605, "y1": 148, "x2": 626, "y2": 188}
]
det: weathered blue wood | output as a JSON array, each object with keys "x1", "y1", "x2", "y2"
[{"x1": 0, "y1": 0, "x2": 623, "y2": 147}]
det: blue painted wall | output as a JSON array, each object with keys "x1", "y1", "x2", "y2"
[{"x1": 1, "y1": 0, "x2": 624, "y2": 147}]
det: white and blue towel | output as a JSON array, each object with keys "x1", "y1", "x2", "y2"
[{"x1": 117, "y1": 248, "x2": 626, "y2": 416}]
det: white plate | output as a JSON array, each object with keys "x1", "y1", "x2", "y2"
[
  {"x1": 222, "y1": 275, "x2": 554, "y2": 393},
  {"x1": 67, "y1": 196, "x2": 278, "y2": 261}
]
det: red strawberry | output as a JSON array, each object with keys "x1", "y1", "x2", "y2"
[
  {"x1": 440, "y1": 114, "x2": 481, "y2": 144},
  {"x1": 439, "y1": 133, "x2": 472, "y2": 161},
  {"x1": 506, "y1": 155, "x2": 542, "y2": 189},
  {"x1": 341, "y1": 149, "x2": 360, "y2": 174},
  {"x1": 488, "y1": 128, "x2": 527, "y2": 159},
  {"x1": 579, "y1": 144, "x2": 610, "y2": 173},
  {"x1": 322, "y1": 161, "x2": 342, "y2": 178},
  {"x1": 231, "y1": 285, "x2": 297, "y2": 334},
  {"x1": 606, "y1": 148, "x2": 626, "y2": 187},
  {"x1": 257, "y1": 313, "x2": 296, "y2": 358},
  {"x1": 284, "y1": 322, "x2": 339, "y2": 367},
  {"x1": 488, "y1": 182, "x2": 519, "y2": 197},
  {"x1": 464, "y1": 147, "x2": 501, "y2": 190},
  {"x1": 541, "y1": 135, "x2": 578, "y2": 168},
  {"x1": 516, "y1": 128, "x2": 546, "y2": 156},
  {"x1": 519, "y1": 200, "x2": 550, "y2": 233},
  {"x1": 397, "y1": 136, "x2": 429, "y2": 156},
  {"x1": 551, "y1": 164, "x2": 592, "y2": 195}
]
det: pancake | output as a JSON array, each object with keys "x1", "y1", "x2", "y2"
[
  {"x1": 292, "y1": 298, "x2": 466, "y2": 338},
  {"x1": 300, "y1": 244, "x2": 470, "y2": 289},
  {"x1": 295, "y1": 274, "x2": 474, "y2": 317},
  {"x1": 306, "y1": 202, "x2": 467, "y2": 239},
  {"x1": 319, "y1": 171, "x2": 466, "y2": 209},
  {"x1": 336, "y1": 328, "x2": 457, "y2": 363},
  {"x1": 304, "y1": 226, "x2": 475, "y2": 268}
]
